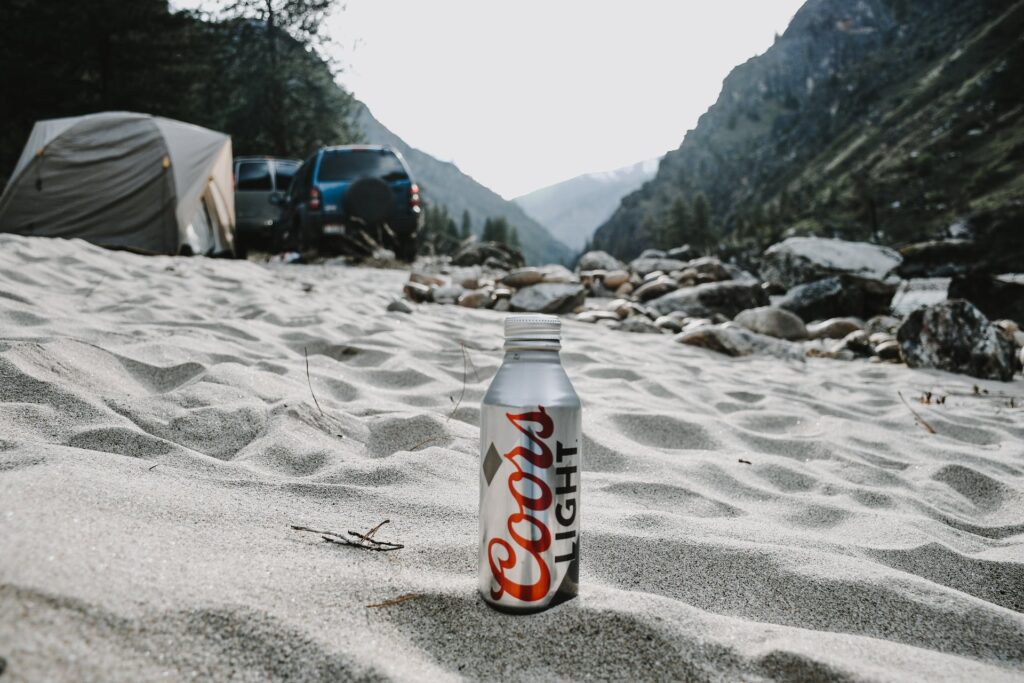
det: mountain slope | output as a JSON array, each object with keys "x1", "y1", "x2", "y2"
[
  {"x1": 593, "y1": 0, "x2": 1024, "y2": 269},
  {"x1": 513, "y1": 158, "x2": 659, "y2": 252},
  {"x1": 353, "y1": 103, "x2": 572, "y2": 265}
]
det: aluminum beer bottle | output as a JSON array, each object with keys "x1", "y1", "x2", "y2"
[{"x1": 478, "y1": 314, "x2": 582, "y2": 613}]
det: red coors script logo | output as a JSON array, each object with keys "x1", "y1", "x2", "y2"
[{"x1": 487, "y1": 406, "x2": 578, "y2": 602}]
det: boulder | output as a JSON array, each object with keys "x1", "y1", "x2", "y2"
[
  {"x1": 674, "y1": 323, "x2": 804, "y2": 360},
  {"x1": 778, "y1": 275, "x2": 897, "y2": 323},
  {"x1": 806, "y1": 317, "x2": 863, "y2": 340},
  {"x1": 501, "y1": 267, "x2": 544, "y2": 288},
  {"x1": 896, "y1": 299, "x2": 1016, "y2": 381},
  {"x1": 898, "y1": 239, "x2": 983, "y2": 278},
  {"x1": 760, "y1": 237, "x2": 902, "y2": 289},
  {"x1": 680, "y1": 256, "x2": 733, "y2": 283},
  {"x1": 948, "y1": 274, "x2": 1024, "y2": 325},
  {"x1": 539, "y1": 264, "x2": 578, "y2": 283},
  {"x1": 629, "y1": 256, "x2": 688, "y2": 277},
  {"x1": 403, "y1": 281, "x2": 431, "y2": 303},
  {"x1": 648, "y1": 281, "x2": 770, "y2": 319},
  {"x1": 509, "y1": 283, "x2": 586, "y2": 314},
  {"x1": 734, "y1": 306, "x2": 808, "y2": 340},
  {"x1": 634, "y1": 276, "x2": 678, "y2": 302},
  {"x1": 577, "y1": 250, "x2": 624, "y2": 272},
  {"x1": 615, "y1": 316, "x2": 664, "y2": 334},
  {"x1": 452, "y1": 241, "x2": 525, "y2": 271}
]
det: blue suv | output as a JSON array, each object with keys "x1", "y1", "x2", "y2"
[{"x1": 277, "y1": 145, "x2": 422, "y2": 260}]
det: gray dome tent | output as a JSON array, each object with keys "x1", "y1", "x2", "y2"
[{"x1": 0, "y1": 112, "x2": 235, "y2": 255}]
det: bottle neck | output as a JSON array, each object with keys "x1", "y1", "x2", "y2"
[{"x1": 503, "y1": 339, "x2": 561, "y2": 360}]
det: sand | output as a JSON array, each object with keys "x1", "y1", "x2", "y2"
[{"x1": 1, "y1": 233, "x2": 1022, "y2": 682}]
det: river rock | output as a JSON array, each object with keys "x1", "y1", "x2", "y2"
[
  {"x1": 501, "y1": 267, "x2": 544, "y2": 288},
  {"x1": 806, "y1": 317, "x2": 863, "y2": 340},
  {"x1": 577, "y1": 250, "x2": 624, "y2": 272},
  {"x1": 430, "y1": 284, "x2": 465, "y2": 305},
  {"x1": 674, "y1": 323, "x2": 804, "y2": 360},
  {"x1": 778, "y1": 275, "x2": 897, "y2": 323},
  {"x1": 681, "y1": 256, "x2": 733, "y2": 283},
  {"x1": 667, "y1": 245, "x2": 697, "y2": 260},
  {"x1": 458, "y1": 290, "x2": 492, "y2": 309},
  {"x1": 948, "y1": 274, "x2": 1024, "y2": 325},
  {"x1": 865, "y1": 315, "x2": 901, "y2": 335},
  {"x1": 898, "y1": 239, "x2": 982, "y2": 278},
  {"x1": 403, "y1": 281, "x2": 431, "y2": 303},
  {"x1": 837, "y1": 329, "x2": 872, "y2": 356},
  {"x1": 575, "y1": 310, "x2": 621, "y2": 324},
  {"x1": 509, "y1": 283, "x2": 586, "y2": 314},
  {"x1": 874, "y1": 339, "x2": 901, "y2": 361},
  {"x1": 452, "y1": 241, "x2": 525, "y2": 270},
  {"x1": 761, "y1": 237, "x2": 903, "y2": 289},
  {"x1": 615, "y1": 316, "x2": 664, "y2": 334},
  {"x1": 602, "y1": 270, "x2": 630, "y2": 289},
  {"x1": 629, "y1": 256, "x2": 688, "y2": 277},
  {"x1": 654, "y1": 315, "x2": 683, "y2": 333},
  {"x1": 648, "y1": 280, "x2": 770, "y2": 319},
  {"x1": 896, "y1": 299, "x2": 1016, "y2": 381},
  {"x1": 634, "y1": 276, "x2": 678, "y2": 302},
  {"x1": 409, "y1": 272, "x2": 445, "y2": 287},
  {"x1": 386, "y1": 297, "x2": 413, "y2": 313},
  {"x1": 734, "y1": 306, "x2": 808, "y2": 340},
  {"x1": 540, "y1": 264, "x2": 578, "y2": 283}
]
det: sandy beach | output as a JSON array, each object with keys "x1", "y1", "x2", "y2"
[{"x1": 1, "y1": 233, "x2": 1023, "y2": 682}]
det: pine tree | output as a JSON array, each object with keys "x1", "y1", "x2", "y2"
[
  {"x1": 665, "y1": 194, "x2": 691, "y2": 249},
  {"x1": 691, "y1": 191, "x2": 712, "y2": 251},
  {"x1": 508, "y1": 227, "x2": 520, "y2": 249},
  {"x1": 460, "y1": 210, "x2": 472, "y2": 240}
]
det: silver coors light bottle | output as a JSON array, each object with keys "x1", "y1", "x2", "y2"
[{"x1": 478, "y1": 314, "x2": 582, "y2": 613}]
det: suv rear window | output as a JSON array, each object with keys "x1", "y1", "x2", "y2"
[
  {"x1": 317, "y1": 150, "x2": 407, "y2": 182},
  {"x1": 274, "y1": 161, "x2": 300, "y2": 191},
  {"x1": 236, "y1": 161, "x2": 272, "y2": 191}
]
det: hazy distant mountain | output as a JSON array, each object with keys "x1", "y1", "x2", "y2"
[
  {"x1": 354, "y1": 103, "x2": 572, "y2": 265},
  {"x1": 513, "y1": 159, "x2": 660, "y2": 251}
]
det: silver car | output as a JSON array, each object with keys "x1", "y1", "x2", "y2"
[{"x1": 233, "y1": 156, "x2": 300, "y2": 254}]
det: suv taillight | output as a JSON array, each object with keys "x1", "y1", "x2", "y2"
[
  {"x1": 309, "y1": 186, "x2": 321, "y2": 211},
  {"x1": 410, "y1": 183, "x2": 420, "y2": 208}
]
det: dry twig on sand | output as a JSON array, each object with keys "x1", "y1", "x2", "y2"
[
  {"x1": 367, "y1": 593, "x2": 423, "y2": 609},
  {"x1": 291, "y1": 519, "x2": 404, "y2": 551},
  {"x1": 898, "y1": 391, "x2": 936, "y2": 434},
  {"x1": 447, "y1": 342, "x2": 471, "y2": 424},
  {"x1": 303, "y1": 346, "x2": 325, "y2": 416}
]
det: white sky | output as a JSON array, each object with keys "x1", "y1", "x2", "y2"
[{"x1": 176, "y1": 1, "x2": 805, "y2": 198}]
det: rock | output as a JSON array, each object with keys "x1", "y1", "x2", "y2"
[
  {"x1": 386, "y1": 297, "x2": 413, "y2": 313},
  {"x1": 948, "y1": 274, "x2": 1024, "y2": 325},
  {"x1": 891, "y1": 278, "x2": 950, "y2": 317},
  {"x1": 458, "y1": 290, "x2": 493, "y2": 309},
  {"x1": 634, "y1": 276, "x2": 678, "y2": 302},
  {"x1": 674, "y1": 323, "x2": 804, "y2": 360},
  {"x1": 648, "y1": 281, "x2": 770, "y2": 319},
  {"x1": 629, "y1": 256, "x2": 688, "y2": 277},
  {"x1": 430, "y1": 284, "x2": 465, "y2": 305},
  {"x1": 666, "y1": 245, "x2": 697, "y2": 260},
  {"x1": 509, "y1": 283, "x2": 586, "y2": 314},
  {"x1": 896, "y1": 299, "x2": 1016, "y2": 381},
  {"x1": 868, "y1": 332, "x2": 895, "y2": 346},
  {"x1": 864, "y1": 315, "x2": 901, "y2": 335},
  {"x1": 607, "y1": 298, "x2": 633, "y2": 319},
  {"x1": 493, "y1": 287, "x2": 513, "y2": 299},
  {"x1": 539, "y1": 264, "x2": 578, "y2": 283},
  {"x1": 760, "y1": 237, "x2": 903, "y2": 289},
  {"x1": 615, "y1": 282, "x2": 634, "y2": 297},
  {"x1": 403, "y1": 281, "x2": 431, "y2": 303},
  {"x1": 837, "y1": 330, "x2": 872, "y2": 356},
  {"x1": 874, "y1": 339, "x2": 901, "y2": 361},
  {"x1": 734, "y1": 306, "x2": 808, "y2": 340},
  {"x1": 806, "y1": 317, "x2": 863, "y2": 340},
  {"x1": 602, "y1": 270, "x2": 630, "y2": 289},
  {"x1": 654, "y1": 315, "x2": 683, "y2": 333},
  {"x1": 577, "y1": 250, "x2": 624, "y2": 271},
  {"x1": 461, "y1": 276, "x2": 481, "y2": 290},
  {"x1": 501, "y1": 267, "x2": 544, "y2": 288},
  {"x1": 452, "y1": 241, "x2": 525, "y2": 270},
  {"x1": 898, "y1": 239, "x2": 983, "y2": 278},
  {"x1": 409, "y1": 272, "x2": 445, "y2": 287},
  {"x1": 615, "y1": 316, "x2": 664, "y2": 334},
  {"x1": 638, "y1": 248, "x2": 666, "y2": 259},
  {"x1": 778, "y1": 275, "x2": 897, "y2": 323},
  {"x1": 807, "y1": 347, "x2": 856, "y2": 361},
  {"x1": 681, "y1": 256, "x2": 733, "y2": 283},
  {"x1": 575, "y1": 310, "x2": 620, "y2": 324},
  {"x1": 493, "y1": 298, "x2": 510, "y2": 312}
]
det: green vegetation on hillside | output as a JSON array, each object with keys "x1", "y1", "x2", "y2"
[{"x1": 593, "y1": 0, "x2": 1024, "y2": 270}]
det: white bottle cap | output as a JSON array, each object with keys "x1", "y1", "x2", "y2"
[{"x1": 504, "y1": 314, "x2": 561, "y2": 342}]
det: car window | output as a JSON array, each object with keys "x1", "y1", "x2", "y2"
[
  {"x1": 317, "y1": 150, "x2": 407, "y2": 182},
  {"x1": 236, "y1": 161, "x2": 272, "y2": 191},
  {"x1": 290, "y1": 156, "x2": 315, "y2": 199},
  {"x1": 274, "y1": 161, "x2": 300, "y2": 191}
]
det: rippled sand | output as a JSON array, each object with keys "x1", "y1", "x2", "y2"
[{"x1": 1, "y1": 234, "x2": 1022, "y2": 682}]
